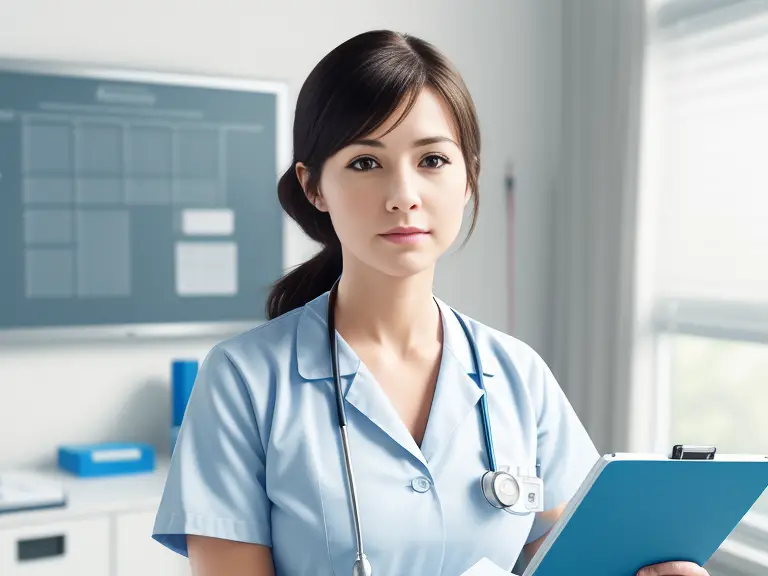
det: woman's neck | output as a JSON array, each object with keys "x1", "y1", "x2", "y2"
[{"x1": 333, "y1": 264, "x2": 440, "y2": 354}]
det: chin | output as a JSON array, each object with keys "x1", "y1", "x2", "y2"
[{"x1": 375, "y1": 253, "x2": 439, "y2": 279}]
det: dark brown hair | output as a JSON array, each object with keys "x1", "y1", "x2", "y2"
[{"x1": 266, "y1": 30, "x2": 481, "y2": 320}]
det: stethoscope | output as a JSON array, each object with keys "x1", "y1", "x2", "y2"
[{"x1": 326, "y1": 279, "x2": 544, "y2": 576}]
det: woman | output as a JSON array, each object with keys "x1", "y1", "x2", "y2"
[{"x1": 152, "y1": 30, "x2": 709, "y2": 576}]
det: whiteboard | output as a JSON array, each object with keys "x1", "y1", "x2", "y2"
[{"x1": 0, "y1": 59, "x2": 290, "y2": 340}]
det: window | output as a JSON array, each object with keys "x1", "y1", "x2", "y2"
[
  {"x1": 663, "y1": 331, "x2": 768, "y2": 514},
  {"x1": 639, "y1": 0, "x2": 768, "y2": 568}
]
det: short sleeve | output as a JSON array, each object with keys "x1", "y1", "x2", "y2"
[
  {"x1": 525, "y1": 356, "x2": 600, "y2": 544},
  {"x1": 152, "y1": 344, "x2": 272, "y2": 556}
]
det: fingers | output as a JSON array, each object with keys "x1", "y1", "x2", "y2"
[{"x1": 636, "y1": 561, "x2": 709, "y2": 576}]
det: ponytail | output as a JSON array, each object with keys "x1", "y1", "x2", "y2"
[
  {"x1": 266, "y1": 245, "x2": 342, "y2": 320},
  {"x1": 266, "y1": 165, "x2": 342, "y2": 320}
]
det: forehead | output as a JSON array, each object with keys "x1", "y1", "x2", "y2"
[{"x1": 366, "y1": 87, "x2": 460, "y2": 144}]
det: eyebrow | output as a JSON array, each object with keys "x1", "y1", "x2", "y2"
[{"x1": 350, "y1": 136, "x2": 459, "y2": 149}]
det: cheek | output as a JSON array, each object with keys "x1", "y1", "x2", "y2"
[
  {"x1": 325, "y1": 187, "x2": 378, "y2": 239},
  {"x1": 441, "y1": 200, "x2": 469, "y2": 241},
  {"x1": 433, "y1": 179, "x2": 469, "y2": 230}
]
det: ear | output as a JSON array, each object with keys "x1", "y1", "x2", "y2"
[
  {"x1": 295, "y1": 162, "x2": 328, "y2": 212},
  {"x1": 464, "y1": 185, "x2": 473, "y2": 207}
]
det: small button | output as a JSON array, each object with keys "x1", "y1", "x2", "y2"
[{"x1": 411, "y1": 477, "x2": 431, "y2": 493}]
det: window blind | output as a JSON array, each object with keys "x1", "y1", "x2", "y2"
[{"x1": 644, "y1": 1, "x2": 768, "y2": 306}]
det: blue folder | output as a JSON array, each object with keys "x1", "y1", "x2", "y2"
[{"x1": 523, "y1": 452, "x2": 768, "y2": 576}]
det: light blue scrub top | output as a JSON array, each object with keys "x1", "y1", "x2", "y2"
[{"x1": 152, "y1": 291, "x2": 599, "y2": 575}]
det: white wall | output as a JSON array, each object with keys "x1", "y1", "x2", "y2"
[{"x1": 0, "y1": 0, "x2": 562, "y2": 467}]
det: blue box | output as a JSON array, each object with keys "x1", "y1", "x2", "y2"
[
  {"x1": 172, "y1": 359, "x2": 198, "y2": 426},
  {"x1": 57, "y1": 442, "x2": 155, "y2": 477}
]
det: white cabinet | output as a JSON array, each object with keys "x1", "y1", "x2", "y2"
[
  {"x1": 0, "y1": 516, "x2": 110, "y2": 576},
  {"x1": 0, "y1": 460, "x2": 190, "y2": 576},
  {"x1": 115, "y1": 510, "x2": 190, "y2": 576}
]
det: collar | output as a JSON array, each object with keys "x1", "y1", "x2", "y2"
[{"x1": 295, "y1": 291, "x2": 499, "y2": 381}]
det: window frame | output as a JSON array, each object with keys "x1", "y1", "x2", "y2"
[
  {"x1": 650, "y1": 298, "x2": 768, "y2": 572},
  {"x1": 641, "y1": 0, "x2": 768, "y2": 569}
]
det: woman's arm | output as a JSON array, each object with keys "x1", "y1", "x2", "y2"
[
  {"x1": 520, "y1": 502, "x2": 567, "y2": 566},
  {"x1": 187, "y1": 535, "x2": 276, "y2": 576}
]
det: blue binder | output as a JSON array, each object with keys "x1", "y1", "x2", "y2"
[{"x1": 523, "y1": 451, "x2": 768, "y2": 576}]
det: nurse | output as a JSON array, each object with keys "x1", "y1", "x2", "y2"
[{"x1": 152, "y1": 30, "x2": 710, "y2": 576}]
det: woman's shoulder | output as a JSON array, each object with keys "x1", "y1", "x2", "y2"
[
  {"x1": 446, "y1": 302, "x2": 554, "y2": 385},
  {"x1": 205, "y1": 291, "x2": 332, "y2": 380},
  {"x1": 213, "y1": 304, "x2": 306, "y2": 368},
  {"x1": 448, "y1": 304, "x2": 567, "y2": 420},
  {"x1": 186, "y1": 305, "x2": 310, "y2": 431},
  {"x1": 448, "y1": 302, "x2": 544, "y2": 358}
]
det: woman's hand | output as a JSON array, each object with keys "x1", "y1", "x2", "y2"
[{"x1": 637, "y1": 561, "x2": 709, "y2": 575}]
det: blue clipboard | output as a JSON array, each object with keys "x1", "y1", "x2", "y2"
[{"x1": 523, "y1": 450, "x2": 768, "y2": 576}]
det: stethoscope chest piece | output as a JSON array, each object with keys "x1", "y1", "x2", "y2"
[
  {"x1": 481, "y1": 466, "x2": 545, "y2": 515},
  {"x1": 353, "y1": 555, "x2": 372, "y2": 576},
  {"x1": 482, "y1": 467, "x2": 520, "y2": 509}
]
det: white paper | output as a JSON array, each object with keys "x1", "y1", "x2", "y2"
[
  {"x1": 0, "y1": 472, "x2": 66, "y2": 511},
  {"x1": 181, "y1": 208, "x2": 235, "y2": 236},
  {"x1": 175, "y1": 241, "x2": 238, "y2": 296},
  {"x1": 460, "y1": 557, "x2": 515, "y2": 576}
]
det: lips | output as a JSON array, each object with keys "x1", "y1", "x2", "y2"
[
  {"x1": 379, "y1": 226, "x2": 430, "y2": 245},
  {"x1": 381, "y1": 226, "x2": 429, "y2": 235}
]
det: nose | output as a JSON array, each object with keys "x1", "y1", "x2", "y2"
[{"x1": 385, "y1": 170, "x2": 422, "y2": 212}]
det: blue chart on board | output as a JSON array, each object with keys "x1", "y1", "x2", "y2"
[{"x1": 0, "y1": 63, "x2": 284, "y2": 330}]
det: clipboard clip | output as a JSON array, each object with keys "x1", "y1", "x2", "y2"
[{"x1": 669, "y1": 444, "x2": 717, "y2": 460}]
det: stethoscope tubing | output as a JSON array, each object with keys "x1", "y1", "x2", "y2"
[
  {"x1": 326, "y1": 278, "x2": 499, "y2": 575},
  {"x1": 450, "y1": 310, "x2": 498, "y2": 473},
  {"x1": 327, "y1": 283, "x2": 367, "y2": 559}
]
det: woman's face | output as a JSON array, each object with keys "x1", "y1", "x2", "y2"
[{"x1": 300, "y1": 87, "x2": 471, "y2": 279}]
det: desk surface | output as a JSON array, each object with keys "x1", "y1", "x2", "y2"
[{"x1": 0, "y1": 458, "x2": 170, "y2": 528}]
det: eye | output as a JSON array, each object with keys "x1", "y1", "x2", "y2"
[
  {"x1": 348, "y1": 156, "x2": 381, "y2": 171},
  {"x1": 419, "y1": 154, "x2": 450, "y2": 169}
]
